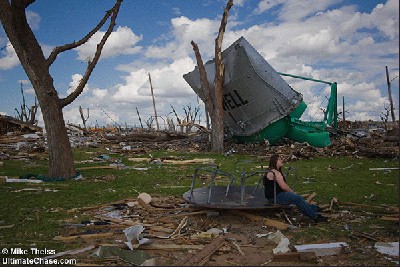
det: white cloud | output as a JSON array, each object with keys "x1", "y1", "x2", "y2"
[
  {"x1": 370, "y1": 0, "x2": 399, "y2": 40},
  {"x1": 255, "y1": 0, "x2": 341, "y2": 21},
  {"x1": 74, "y1": 26, "x2": 143, "y2": 61},
  {"x1": 113, "y1": 57, "x2": 195, "y2": 102},
  {"x1": 92, "y1": 88, "x2": 108, "y2": 99},
  {"x1": 0, "y1": 42, "x2": 19, "y2": 70},
  {"x1": 144, "y1": 16, "x2": 220, "y2": 61},
  {"x1": 66, "y1": 74, "x2": 89, "y2": 95},
  {"x1": 26, "y1": 10, "x2": 41, "y2": 30}
]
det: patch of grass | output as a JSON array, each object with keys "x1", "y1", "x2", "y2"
[{"x1": 0, "y1": 149, "x2": 398, "y2": 257}]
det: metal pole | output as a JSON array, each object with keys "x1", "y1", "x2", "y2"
[
  {"x1": 278, "y1": 72, "x2": 332, "y2": 85},
  {"x1": 148, "y1": 73, "x2": 160, "y2": 130},
  {"x1": 342, "y1": 96, "x2": 345, "y2": 123},
  {"x1": 278, "y1": 72, "x2": 338, "y2": 129},
  {"x1": 385, "y1": 66, "x2": 396, "y2": 122}
]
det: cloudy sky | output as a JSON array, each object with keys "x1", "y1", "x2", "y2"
[{"x1": 0, "y1": 0, "x2": 398, "y2": 129}]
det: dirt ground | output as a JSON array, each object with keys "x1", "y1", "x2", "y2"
[{"x1": 58, "y1": 195, "x2": 399, "y2": 266}]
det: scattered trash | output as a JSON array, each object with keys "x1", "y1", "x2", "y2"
[
  {"x1": 5, "y1": 177, "x2": 43, "y2": 183},
  {"x1": 264, "y1": 230, "x2": 291, "y2": 254},
  {"x1": 94, "y1": 245, "x2": 152, "y2": 265},
  {"x1": 374, "y1": 242, "x2": 399, "y2": 258},
  {"x1": 123, "y1": 225, "x2": 151, "y2": 250},
  {"x1": 294, "y1": 242, "x2": 349, "y2": 256},
  {"x1": 206, "y1": 228, "x2": 223, "y2": 235}
]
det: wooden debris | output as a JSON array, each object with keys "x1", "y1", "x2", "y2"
[
  {"x1": 173, "y1": 234, "x2": 232, "y2": 266},
  {"x1": 328, "y1": 197, "x2": 339, "y2": 211},
  {"x1": 369, "y1": 167, "x2": 399, "y2": 171},
  {"x1": 44, "y1": 245, "x2": 97, "y2": 259},
  {"x1": 137, "y1": 192, "x2": 152, "y2": 209},
  {"x1": 263, "y1": 218, "x2": 289, "y2": 231},
  {"x1": 235, "y1": 210, "x2": 289, "y2": 230},
  {"x1": 163, "y1": 158, "x2": 215, "y2": 165},
  {"x1": 380, "y1": 214, "x2": 399, "y2": 221},
  {"x1": 273, "y1": 252, "x2": 317, "y2": 263},
  {"x1": 227, "y1": 237, "x2": 245, "y2": 255},
  {"x1": 0, "y1": 114, "x2": 41, "y2": 135},
  {"x1": 339, "y1": 201, "x2": 399, "y2": 212},
  {"x1": 306, "y1": 192, "x2": 317, "y2": 203},
  {"x1": 0, "y1": 224, "x2": 15, "y2": 229},
  {"x1": 54, "y1": 232, "x2": 113, "y2": 241},
  {"x1": 133, "y1": 243, "x2": 204, "y2": 251},
  {"x1": 76, "y1": 165, "x2": 118, "y2": 171},
  {"x1": 350, "y1": 231, "x2": 386, "y2": 242},
  {"x1": 128, "y1": 157, "x2": 151, "y2": 163},
  {"x1": 5, "y1": 177, "x2": 43, "y2": 183}
]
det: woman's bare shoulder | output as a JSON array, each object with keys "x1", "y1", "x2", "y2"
[{"x1": 266, "y1": 169, "x2": 278, "y2": 180}]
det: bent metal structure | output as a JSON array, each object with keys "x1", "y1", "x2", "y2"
[{"x1": 184, "y1": 37, "x2": 337, "y2": 148}]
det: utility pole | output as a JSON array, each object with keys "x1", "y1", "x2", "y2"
[
  {"x1": 148, "y1": 73, "x2": 160, "y2": 130},
  {"x1": 385, "y1": 66, "x2": 396, "y2": 122},
  {"x1": 342, "y1": 96, "x2": 345, "y2": 122}
]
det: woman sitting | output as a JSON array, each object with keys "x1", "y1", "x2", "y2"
[{"x1": 264, "y1": 154, "x2": 328, "y2": 223}]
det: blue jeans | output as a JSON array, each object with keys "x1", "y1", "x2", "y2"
[{"x1": 275, "y1": 192, "x2": 318, "y2": 219}]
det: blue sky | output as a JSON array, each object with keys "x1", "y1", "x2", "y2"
[{"x1": 0, "y1": 0, "x2": 398, "y2": 128}]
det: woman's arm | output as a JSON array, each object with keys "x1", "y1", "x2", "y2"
[{"x1": 274, "y1": 171, "x2": 293, "y2": 192}]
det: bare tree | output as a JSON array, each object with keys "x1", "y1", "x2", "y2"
[
  {"x1": 190, "y1": 0, "x2": 233, "y2": 152},
  {"x1": 15, "y1": 82, "x2": 38, "y2": 125},
  {"x1": 380, "y1": 104, "x2": 390, "y2": 131},
  {"x1": 79, "y1": 106, "x2": 89, "y2": 130},
  {"x1": 0, "y1": 0, "x2": 123, "y2": 178}
]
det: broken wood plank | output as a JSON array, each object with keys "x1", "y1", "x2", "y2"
[
  {"x1": 173, "y1": 234, "x2": 231, "y2": 266},
  {"x1": 350, "y1": 231, "x2": 386, "y2": 242},
  {"x1": 306, "y1": 192, "x2": 317, "y2": 203},
  {"x1": 235, "y1": 210, "x2": 289, "y2": 230},
  {"x1": 380, "y1": 215, "x2": 399, "y2": 221},
  {"x1": 53, "y1": 232, "x2": 114, "y2": 241},
  {"x1": 263, "y1": 218, "x2": 289, "y2": 231},
  {"x1": 133, "y1": 243, "x2": 204, "y2": 251},
  {"x1": 369, "y1": 167, "x2": 399, "y2": 171},
  {"x1": 76, "y1": 165, "x2": 118, "y2": 171},
  {"x1": 273, "y1": 252, "x2": 317, "y2": 263},
  {"x1": 162, "y1": 158, "x2": 215, "y2": 165},
  {"x1": 128, "y1": 157, "x2": 151, "y2": 163},
  {"x1": 166, "y1": 210, "x2": 209, "y2": 218},
  {"x1": 43, "y1": 245, "x2": 97, "y2": 259}
]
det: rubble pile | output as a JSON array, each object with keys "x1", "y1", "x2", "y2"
[
  {"x1": 53, "y1": 193, "x2": 398, "y2": 266},
  {"x1": 0, "y1": 120, "x2": 398, "y2": 162}
]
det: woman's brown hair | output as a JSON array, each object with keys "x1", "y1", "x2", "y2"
[{"x1": 268, "y1": 154, "x2": 281, "y2": 171}]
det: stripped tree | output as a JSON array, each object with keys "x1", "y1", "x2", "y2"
[
  {"x1": 0, "y1": 0, "x2": 123, "y2": 178},
  {"x1": 190, "y1": 0, "x2": 233, "y2": 152}
]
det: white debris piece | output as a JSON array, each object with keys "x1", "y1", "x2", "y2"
[
  {"x1": 294, "y1": 242, "x2": 348, "y2": 256},
  {"x1": 374, "y1": 242, "x2": 399, "y2": 257},
  {"x1": 264, "y1": 230, "x2": 291, "y2": 254}
]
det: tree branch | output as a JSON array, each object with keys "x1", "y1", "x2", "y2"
[
  {"x1": 59, "y1": 0, "x2": 123, "y2": 108},
  {"x1": 10, "y1": 0, "x2": 35, "y2": 8},
  {"x1": 190, "y1": 40, "x2": 214, "y2": 113},
  {"x1": 214, "y1": 0, "x2": 233, "y2": 99},
  {"x1": 46, "y1": 0, "x2": 119, "y2": 67}
]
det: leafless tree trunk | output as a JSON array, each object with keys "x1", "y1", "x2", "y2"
[
  {"x1": 190, "y1": 0, "x2": 233, "y2": 152},
  {"x1": 0, "y1": 0, "x2": 123, "y2": 178},
  {"x1": 79, "y1": 106, "x2": 89, "y2": 129}
]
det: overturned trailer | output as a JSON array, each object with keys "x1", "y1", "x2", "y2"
[{"x1": 184, "y1": 37, "x2": 336, "y2": 147}]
